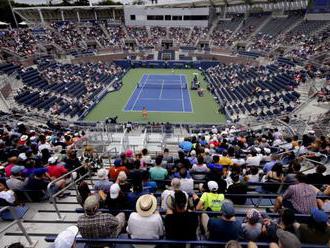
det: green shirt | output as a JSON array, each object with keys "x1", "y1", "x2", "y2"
[
  {"x1": 200, "y1": 192, "x2": 225, "y2": 212},
  {"x1": 149, "y1": 166, "x2": 168, "y2": 180}
]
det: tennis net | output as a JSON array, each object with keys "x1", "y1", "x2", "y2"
[{"x1": 137, "y1": 83, "x2": 187, "y2": 89}]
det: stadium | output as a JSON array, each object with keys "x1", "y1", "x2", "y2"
[{"x1": 0, "y1": 0, "x2": 329, "y2": 247}]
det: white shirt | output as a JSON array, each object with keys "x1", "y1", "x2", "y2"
[
  {"x1": 38, "y1": 143, "x2": 51, "y2": 152},
  {"x1": 246, "y1": 154, "x2": 264, "y2": 166},
  {"x1": 127, "y1": 212, "x2": 164, "y2": 239},
  {"x1": 161, "y1": 189, "x2": 188, "y2": 210},
  {"x1": 0, "y1": 190, "x2": 16, "y2": 204}
]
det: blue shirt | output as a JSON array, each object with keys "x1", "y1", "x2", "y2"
[
  {"x1": 263, "y1": 160, "x2": 276, "y2": 173},
  {"x1": 208, "y1": 218, "x2": 241, "y2": 241},
  {"x1": 179, "y1": 141, "x2": 193, "y2": 152}
]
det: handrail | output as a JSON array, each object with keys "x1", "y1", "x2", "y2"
[
  {"x1": 44, "y1": 237, "x2": 328, "y2": 248},
  {"x1": 119, "y1": 128, "x2": 128, "y2": 154},
  {"x1": 47, "y1": 164, "x2": 93, "y2": 220},
  {"x1": 0, "y1": 206, "x2": 34, "y2": 246},
  {"x1": 73, "y1": 208, "x2": 328, "y2": 220},
  {"x1": 142, "y1": 128, "x2": 147, "y2": 148}
]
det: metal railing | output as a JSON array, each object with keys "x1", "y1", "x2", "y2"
[
  {"x1": 47, "y1": 164, "x2": 93, "y2": 220},
  {"x1": 0, "y1": 206, "x2": 34, "y2": 246}
]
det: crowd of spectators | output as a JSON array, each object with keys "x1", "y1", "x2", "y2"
[
  {"x1": 206, "y1": 62, "x2": 305, "y2": 119},
  {"x1": 54, "y1": 125, "x2": 330, "y2": 248},
  {"x1": 168, "y1": 27, "x2": 194, "y2": 46},
  {"x1": 0, "y1": 29, "x2": 37, "y2": 57},
  {"x1": 0, "y1": 121, "x2": 94, "y2": 203},
  {"x1": 11, "y1": 58, "x2": 124, "y2": 118}
]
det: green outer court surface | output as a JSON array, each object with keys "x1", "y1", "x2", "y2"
[{"x1": 84, "y1": 68, "x2": 226, "y2": 124}]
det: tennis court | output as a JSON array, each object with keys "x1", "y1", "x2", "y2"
[{"x1": 124, "y1": 74, "x2": 193, "y2": 112}]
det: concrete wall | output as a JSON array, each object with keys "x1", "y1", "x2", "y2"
[
  {"x1": 306, "y1": 13, "x2": 330, "y2": 20},
  {"x1": 124, "y1": 6, "x2": 209, "y2": 27}
]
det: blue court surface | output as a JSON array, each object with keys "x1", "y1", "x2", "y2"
[{"x1": 124, "y1": 74, "x2": 193, "y2": 112}]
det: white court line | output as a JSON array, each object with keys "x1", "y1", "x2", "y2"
[
  {"x1": 185, "y1": 74, "x2": 194, "y2": 113},
  {"x1": 180, "y1": 75, "x2": 185, "y2": 112},
  {"x1": 159, "y1": 80, "x2": 164, "y2": 99},
  {"x1": 140, "y1": 98, "x2": 182, "y2": 101},
  {"x1": 131, "y1": 74, "x2": 149, "y2": 111}
]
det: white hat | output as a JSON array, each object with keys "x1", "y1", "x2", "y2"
[
  {"x1": 20, "y1": 135, "x2": 28, "y2": 142},
  {"x1": 136, "y1": 194, "x2": 157, "y2": 217},
  {"x1": 48, "y1": 156, "x2": 57, "y2": 164},
  {"x1": 207, "y1": 181, "x2": 218, "y2": 192},
  {"x1": 18, "y1": 153, "x2": 27, "y2": 161},
  {"x1": 110, "y1": 183, "x2": 120, "y2": 199},
  {"x1": 190, "y1": 150, "x2": 196, "y2": 156},
  {"x1": 204, "y1": 148, "x2": 210, "y2": 154},
  {"x1": 97, "y1": 168, "x2": 107, "y2": 180},
  {"x1": 54, "y1": 225, "x2": 78, "y2": 248},
  {"x1": 264, "y1": 148, "x2": 271, "y2": 154}
]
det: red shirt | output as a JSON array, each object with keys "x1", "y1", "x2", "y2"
[
  {"x1": 108, "y1": 166, "x2": 129, "y2": 181},
  {"x1": 47, "y1": 165, "x2": 68, "y2": 178},
  {"x1": 5, "y1": 164, "x2": 15, "y2": 177}
]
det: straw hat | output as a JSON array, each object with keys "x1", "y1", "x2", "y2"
[{"x1": 136, "y1": 194, "x2": 157, "y2": 217}]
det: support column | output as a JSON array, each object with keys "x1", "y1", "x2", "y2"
[
  {"x1": 77, "y1": 10, "x2": 80, "y2": 22},
  {"x1": 112, "y1": 9, "x2": 115, "y2": 19},
  {"x1": 38, "y1": 8, "x2": 44, "y2": 24},
  {"x1": 61, "y1": 10, "x2": 65, "y2": 21},
  {"x1": 94, "y1": 10, "x2": 98, "y2": 20}
]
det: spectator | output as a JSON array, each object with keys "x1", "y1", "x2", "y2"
[
  {"x1": 275, "y1": 229, "x2": 301, "y2": 248},
  {"x1": 108, "y1": 159, "x2": 129, "y2": 181},
  {"x1": 77, "y1": 195, "x2": 125, "y2": 239},
  {"x1": 54, "y1": 226, "x2": 79, "y2": 248},
  {"x1": 77, "y1": 181, "x2": 91, "y2": 207},
  {"x1": 6, "y1": 165, "x2": 28, "y2": 191},
  {"x1": 241, "y1": 209, "x2": 262, "y2": 241},
  {"x1": 149, "y1": 156, "x2": 168, "y2": 181},
  {"x1": 273, "y1": 173, "x2": 319, "y2": 214},
  {"x1": 305, "y1": 164, "x2": 327, "y2": 186},
  {"x1": 141, "y1": 148, "x2": 152, "y2": 164},
  {"x1": 126, "y1": 194, "x2": 164, "y2": 239},
  {"x1": 47, "y1": 156, "x2": 68, "y2": 179},
  {"x1": 196, "y1": 181, "x2": 225, "y2": 212},
  {"x1": 202, "y1": 200, "x2": 241, "y2": 241},
  {"x1": 94, "y1": 168, "x2": 113, "y2": 193},
  {"x1": 296, "y1": 207, "x2": 330, "y2": 244},
  {"x1": 190, "y1": 155, "x2": 209, "y2": 180},
  {"x1": 0, "y1": 178, "x2": 15, "y2": 205},
  {"x1": 106, "y1": 183, "x2": 130, "y2": 212},
  {"x1": 161, "y1": 178, "x2": 188, "y2": 211},
  {"x1": 219, "y1": 150, "x2": 234, "y2": 166},
  {"x1": 226, "y1": 173, "x2": 248, "y2": 205},
  {"x1": 164, "y1": 190, "x2": 198, "y2": 240},
  {"x1": 25, "y1": 168, "x2": 50, "y2": 201}
]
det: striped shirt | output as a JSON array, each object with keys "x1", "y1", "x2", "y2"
[{"x1": 283, "y1": 183, "x2": 318, "y2": 214}]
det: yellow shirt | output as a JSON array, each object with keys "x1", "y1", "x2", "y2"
[
  {"x1": 200, "y1": 192, "x2": 225, "y2": 212},
  {"x1": 219, "y1": 156, "x2": 234, "y2": 166}
]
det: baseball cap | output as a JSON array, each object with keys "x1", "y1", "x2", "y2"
[
  {"x1": 221, "y1": 200, "x2": 235, "y2": 217},
  {"x1": 207, "y1": 181, "x2": 218, "y2": 192},
  {"x1": 97, "y1": 168, "x2": 108, "y2": 180},
  {"x1": 246, "y1": 209, "x2": 261, "y2": 224},
  {"x1": 54, "y1": 225, "x2": 79, "y2": 248},
  {"x1": 48, "y1": 157, "x2": 57, "y2": 165},
  {"x1": 18, "y1": 153, "x2": 27, "y2": 161},
  {"x1": 311, "y1": 207, "x2": 328, "y2": 223},
  {"x1": 110, "y1": 183, "x2": 120, "y2": 199},
  {"x1": 276, "y1": 229, "x2": 301, "y2": 248},
  {"x1": 11, "y1": 165, "x2": 25, "y2": 174},
  {"x1": 33, "y1": 168, "x2": 48, "y2": 176}
]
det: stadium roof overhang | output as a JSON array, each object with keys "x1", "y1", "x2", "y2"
[
  {"x1": 13, "y1": 5, "x2": 124, "y2": 11},
  {"x1": 144, "y1": 0, "x2": 275, "y2": 8}
]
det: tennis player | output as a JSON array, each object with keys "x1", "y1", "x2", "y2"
[{"x1": 142, "y1": 106, "x2": 148, "y2": 119}]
